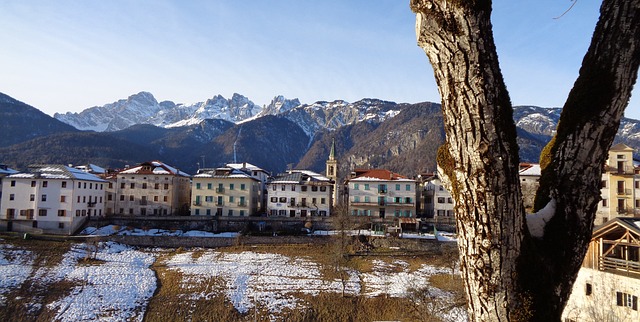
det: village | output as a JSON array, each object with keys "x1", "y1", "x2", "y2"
[{"x1": 1, "y1": 142, "x2": 640, "y2": 321}]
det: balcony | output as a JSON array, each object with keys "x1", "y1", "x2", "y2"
[
  {"x1": 237, "y1": 201, "x2": 247, "y2": 207},
  {"x1": 617, "y1": 207, "x2": 631, "y2": 215},
  {"x1": 215, "y1": 202, "x2": 224, "y2": 206},
  {"x1": 140, "y1": 200, "x2": 148, "y2": 206},
  {"x1": 614, "y1": 166, "x2": 635, "y2": 175},
  {"x1": 388, "y1": 202, "x2": 415, "y2": 207},
  {"x1": 616, "y1": 189, "x2": 633, "y2": 196},
  {"x1": 216, "y1": 188, "x2": 225, "y2": 193},
  {"x1": 87, "y1": 202, "x2": 97, "y2": 208},
  {"x1": 297, "y1": 202, "x2": 308, "y2": 208},
  {"x1": 193, "y1": 201, "x2": 202, "y2": 206},
  {"x1": 599, "y1": 256, "x2": 640, "y2": 275},
  {"x1": 378, "y1": 189, "x2": 387, "y2": 194},
  {"x1": 350, "y1": 201, "x2": 379, "y2": 206}
]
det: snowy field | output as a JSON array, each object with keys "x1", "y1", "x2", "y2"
[{"x1": 0, "y1": 237, "x2": 465, "y2": 321}]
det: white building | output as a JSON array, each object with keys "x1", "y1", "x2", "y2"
[
  {"x1": 0, "y1": 164, "x2": 106, "y2": 235},
  {"x1": 563, "y1": 218, "x2": 640, "y2": 322},
  {"x1": 0, "y1": 164, "x2": 18, "y2": 211},
  {"x1": 347, "y1": 169, "x2": 417, "y2": 218},
  {"x1": 267, "y1": 170, "x2": 334, "y2": 217},
  {"x1": 519, "y1": 163, "x2": 541, "y2": 212},
  {"x1": 191, "y1": 167, "x2": 262, "y2": 217},
  {"x1": 420, "y1": 174, "x2": 454, "y2": 219},
  {"x1": 108, "y1": 161, "x2": 191, "y2": 216}
]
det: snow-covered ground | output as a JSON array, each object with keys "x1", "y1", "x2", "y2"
[
  {"x1": 81, "y1": 225, "x2": 239, "y2": 238},
  {"x1": 41, "y1": 242, "x2": 156, "y2": 321},
  {"x1": 0, "y1": 242, "x2": 34, "y2": 305},
  {"x1": 0, "y1": 238, "x2": 465, "y2": 322},
  {"x1": 164, "y1": 250, "x2": 465, "y2": 321}
]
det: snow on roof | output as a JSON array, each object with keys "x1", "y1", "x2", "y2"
[
  {"x1": 226, "y1": 162, "x2": 267, "y2": 173},
  {"x1": 119, "y1": 161, "x2": 190, "y2": 177},
  {"x1": 270, "y1": 170, "x2": 332, "y2": 184},
  {"x1": 519, "y1": 164, "x2": 541, "y2": 176},
  {"x1": 7, "y1": 165, "x2": 106, "y2": 182},
  {"x1": 193, "y1": 168, "x2": 257, "y2": 180},
  {"x1": 0, "y1": 166, "x2": 18, "y2": 175},
  {"x1": 349, "y1": 169, "x2": 414, "y2": 182}
]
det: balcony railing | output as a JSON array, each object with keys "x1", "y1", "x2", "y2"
[
  {"x1": 616, "y1": 189, "x2": 633, "y2": 195},
  {"x1": 215, "y1": 202, "x2": 224, "y2": 206},
  {"x1": 216, "y1": 188, "x2": 225, "y2": 193},
  {"x1": 193, "y1": 201, "x2": 202, "y2": 206},
  {"x1": 378, "y1": 189, "x2": 387, "y2": 194},
  {"x1": 297, "y1": 202, "x2": 308, "y2": 208},
  {"x1": 616, "y1": 207, "x2": 632, "y2": 214},
  {"x1": 388, "y1": 202, "x2": 415, "y2": 207},
  {"x1": 140, "y1": 200, "x2": 148, "y2": 206},
  {"x1": 351, "y1": 201, "x2": 379, "y2": 206},
  {"x1": 87, "y1": 201, "x2": 97, "y2": 208},
  {"x1": 599, "y1": 256, "x2": 640, "y2": 275},
  {"x1": 615, "y1": 166, "x2": 635, "y2": 175},
  {"x1": 237, "y1": 201, "x2": 247, "y2": 207}
]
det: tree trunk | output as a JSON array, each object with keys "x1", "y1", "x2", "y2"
[{"x1": 411, "y1": 0, "x2": 640, "y2": 321}]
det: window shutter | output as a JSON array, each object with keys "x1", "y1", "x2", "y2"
[
  {"x1": 633, "y1": 295, "x2": 638, "y2": 311},
  {"x1": 617, "y1": 292, "x2": 623, "y2": 306}
]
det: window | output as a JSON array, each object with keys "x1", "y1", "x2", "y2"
[
  {"x1": 618, "y1": 154, "x2": 625, "y2": 159},
  {"x1": 10, "y1": 180, "x2": 15, "y2": 187},
  {"x1": 107, "y1": 194, "x2": 113, "y2": 201},
  {"x1": 196, "y1": 183, "x2": 201, "y2": 189},
  {"x1": 311, "y1": 186, "x2": 318, "y2": 192},
  {"x1": 30, "y1": 194, "x2": 35, "y2": 201},
  {"x1": 396, "y1": 184, "x2": 401, "y2": 190},
  {"x1": 279, "y1": 197, "x2": 287, "y2": 203},
  {"x1": 130, "y1": 183, "x2": 135, "y2": 189},
  {"x1": 6, "y1": 208, "x2": 15, "y2": 218},
  {"x1": 58, "y1": 222, "x2": 65, "y2": 229},
  {"x1": 84, "y1": 182, "x2": 87, "y2": 189},
  {"x1": 270, "y1": 197, "x2": 278, "y2": 203},
  {"x1": 195, "y1": 209, "x2": 200, "y2": 215},
  {"x1": 205, "y1": 196, "x2": 213, "y2": 202},
  {"x1": 41, "y1": 195, "x2": 47, "y2": 202},
  {"x1": 142, "y1": 183, "x2": 147, "y2": 189},
  {"x1": 129, "y1": 195, "x2": 134, "y2": 201},
  {"x1": 406, "y1": 184, "x2": 411, "y2": 191},
  {"x1": 38, "y1": 209, "x2": 47, "y2": 216},
  {"x1": 320, "y1": 186, "x2": 327, "y2": 192},
  {"x1": 312, "y1": 198, "x2": 317, "y2": 204},
  {"x1": 58, "y1": 210, "x2": 65, "y2": 217},
  {"x1": 9, "y1": 194, "x2": 14, "y2": 201},
  {"x1": 228, "y1": 209, "x2": 233, "y2": 216},
  {"x1": 292, "y1": 185, "x2": 296, "y2": 191},
  {"x1": 62, "y1": 181, "x2": 67, "y2": 188},
  {"x1": 602, "y1": 199, "x2": 608, "y2": 207},
  {"x1": 616, "y1": 291, "x2": 638, "y2": 310},
  {"x1": 164, "y1": 196, "x2": 168, "y2": 202},
  {"x1": 364, "y1": 196, "x2": 370, "y2": 202},
  {"x1": 89, "y1": 183, "x2": 93, "y2": 189},
  {"x1": 83, "y1": 196, "x2": 86, "y2": 203},
  {"x1": 272, "y1": 185, "x2": 276, "y2": 191},
  {"x1": 154, "y1": 196, "x2": 159, "y2": 202},
  {"x1": 120, "y1": 195, "x2": 125, "y2": 201},
  {"x1": 207, "y1": 183, "x2": 212, "y2": 189},
  {"x1": 240, "y1": 210, "x2": 245, "y2": 217},
  {"x1": 164, "y1": 184, "x2": 169, "y2": 190},
  {"x1": 438, "y1": 186, "x2": 444, "y2": 191},
  {"x1": 155, "y1": 183, "x2": 160, "y2": 189},
  {"x1": 301, "y1": 186, "x2": 308, "y2": 192},
  {"x1": 31, "y1": 181, "x2": 36, "y2": 187},
  {"x1": 585, "y1": 283, "x2": 592, "y2": 296},
  {"x1": 447, "y1": 197, "x2": 453, "y2": 204},
  {"x1": 437, "y1": 197, "x2": 445, "y2": 203},
  {"x1": 636, "y1": 181, "x2": 640, "y2": 189},
  {"x1": 230, "y1": 184, "x2": 234, "y2": 190},
  {"x1": 321, "y1": 198, "x2": 326, "y2": 204},
  {"x1": 364, "y1": 184, "x2": 370, "y2": 190},
  {"x1": 42, "y1": 181, "x2": 48, "y2": 187},
  {"x1": 60, "y1": 196, "x2": 66, "y2": 202},
  {"x1": 281, "y1": 185, "x2": 285, "y2": 191},
  {"x1": 129, "y1": 208, "x2": 133, "y2": 215},
  {"x1": 241, "y1": 184, "x2": 246, "y2": 190},
  {"x1": 121, "y1": 182, "x2": 126, "y2": 189},
  {"x1": 353, "y1": 183, "x2": 359, "y2": 190},
  {"x1": 229, "y1": 196, "x2": 234, "y2": 203}
]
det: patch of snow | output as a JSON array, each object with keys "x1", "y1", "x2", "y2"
[
  {"x1": 46, "y1": 242, "x2": 156, "y2": 322},
  {"x1": 0, "y1": 243, "x2": 35, "y2": 305},
  {"x1": 527, "y1": 199, "x2": 556, "y2": 238}
]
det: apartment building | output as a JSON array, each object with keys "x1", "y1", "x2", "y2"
[
  {"x1": 226, "y1": 162, "x2": 270, "y2": 213},
  {"x1": 267, "y1": 170, "x2": 334, "y2": 217},
  {"x1": 0, "y1": 164, "x2": 106, "y2": 234},
  {"x1": 191, "y1": 167, "x2": 262, "y2": 217},
  {"x1": 346, "y1": 169, "x2": 417, "y2": 218},
  {"x1": 420, "y1": 174, "x2": 454, "y2": 219},
  {"x1": 596, "y1": 143, "x2": 640, "y2": 225},
  {"x1": 109, "y1": 161, "x2": 191, "y2": 216}
]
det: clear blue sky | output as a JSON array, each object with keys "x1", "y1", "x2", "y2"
[{"x1": 0, "y1": 1, "x2": 638, "y2": 120}]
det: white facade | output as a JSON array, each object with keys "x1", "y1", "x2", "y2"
[
  {"x1": 420, "y1": 175, "x2": 454, "y2": 219},
  {"x1": 191, "y1": 167, "x2": 261, "y2": 217},
  {"x1": 227, "y1": 162, "x2": 270, "y2": 213},
  {"x1": 267, "y1": 170, "x2": 333, "y2": 217},
  {"x1": 347, "y1": 169, "x2": 417, "y2": 218},
  {"x1": 0, "y1": 165, "x2": 106, "y2": 235}
]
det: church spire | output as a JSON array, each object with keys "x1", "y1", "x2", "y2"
[{"x1": 329, "y1": 137, "x2": 336, "y2": 161}]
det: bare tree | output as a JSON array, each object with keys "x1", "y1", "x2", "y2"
[{"x1": 410, "y1": 0, "x2": 640, "y2": 321}]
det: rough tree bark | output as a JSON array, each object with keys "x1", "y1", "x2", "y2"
[{"x1": 410, "y1": 0, "x2": 640, "y2": 321}]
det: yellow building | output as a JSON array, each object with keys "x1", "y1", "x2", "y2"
[{"x1": 596, "y1": 143, "x2": 640, "y2": 225}]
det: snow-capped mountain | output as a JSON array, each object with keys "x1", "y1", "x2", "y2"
[
  {"x1": 54, "y1": 92, "x2": 261, "y2": 132},
  {"x1": 278, "y1": 98, "x2": 402, "y2": 138}
]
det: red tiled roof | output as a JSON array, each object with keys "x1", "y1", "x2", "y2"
[{"x1": 352, "y1": 168, "x2": 407, "y2": 180}]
